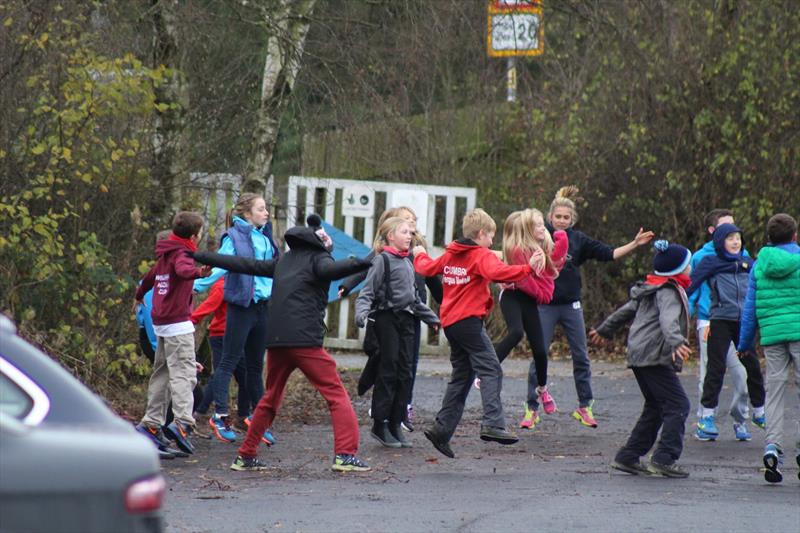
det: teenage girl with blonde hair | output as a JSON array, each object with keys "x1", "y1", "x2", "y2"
[
  {"x1": 354, "y1": 216, "x2": 440, "y2": 447},
  {"x1": 541, "y1": 186, "x2": 654, "y2": 428},
  {"x1": 494, "y1": 208, "x2": 569, "y2": 429}
]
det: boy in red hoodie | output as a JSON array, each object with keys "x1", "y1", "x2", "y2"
[
  {"x1": 135, "y1": 212, "x2": 210, "y2": 455},
  {"x1": 413, "y1": 208, "x2": 538, "y2": 458}
]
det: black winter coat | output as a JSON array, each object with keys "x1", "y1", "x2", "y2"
[{"x1": 194, "y1": 226, "x2": 371, "y2": 348}]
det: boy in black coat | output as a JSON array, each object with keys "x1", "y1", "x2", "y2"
[{"x1": 193, "y1": 215, "x2": 373, "y2": 472}]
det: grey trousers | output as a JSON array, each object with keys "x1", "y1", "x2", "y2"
[
  {"x1": 141, "y1": 333, "x2": 197, "y2": 429},
  {"x1": 696, "y1": 325, "x2": 749, "y2": 422},
  {"x1": 763, "y1": 341, "x2": 800, "y2": 450},
  {"x1": 539, "y1": 302, "x2": 593, "y2": 407},
  {"x1": 435, "y1": 317, "x2": 506, "y2": 440}
]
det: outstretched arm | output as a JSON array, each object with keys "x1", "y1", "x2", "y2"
[
  {"x1": 192, "y1": 251, "x2": 277, "y2": 278},
  {"x1": 313, "y1": 254, "x2": 372, "y2": 282},
  {"x1": 338, "y1": 250, "x2": 376, "y2": 297},
  {"x1": 613, "y1": 228, "x2": 655, "y2": 260},
  {"x1": 593, "y1": 298, "x2": 639, "y2": 339}
]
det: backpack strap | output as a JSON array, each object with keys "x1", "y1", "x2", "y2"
[{"x1": 382, "y1": 252, "x2": 392, "y2": 308}]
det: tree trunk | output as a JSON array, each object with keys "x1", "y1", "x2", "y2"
[{"x1": 245, "y1": 0, "x2": 316, "y2": 200}]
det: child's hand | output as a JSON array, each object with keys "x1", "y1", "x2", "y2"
[
  {"x1": 530, "y1": 248, "x2": 545, "y2": 273},
  {"x1": 429, "y1": 323, "x2": 440, "y2": 334},
  {"x1": 672, "y1": 344, "x2": 692, "y2": 362},
  {"x1": 132, "y1": 299, "x2": 142, "y2": 314},
  {"x1": 338, "y1": 287, "x2": 346, "y2": 298},
  {"x1": 588, "y1": 328, "x2": 606, "y2": 346},
  {"x1": 634, "y1": 228, "x2": 655, "y2": 246},
  {"x1": 412, "y1": 245, "x2": 426, "y2": 257},
  {"x1": 199, "y1": 265, "x2": 213, "y2": 277},
  {"x1": 195, "y1": 362, "x2": 204, "y2": 374}
]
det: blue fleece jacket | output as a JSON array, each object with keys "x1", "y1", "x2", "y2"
[
  {"x1": 738, "y1": 241, "x2": 800, "y2": 351},
  {"x1": 686, "y1": 223, "x2": 752, "y2": 322},
  {"x1": 688, "y1": 240, "x2": 751, "y2": 320}
]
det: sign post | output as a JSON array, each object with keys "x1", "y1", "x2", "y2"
[{"x1": 487, "y1": 1, "x2": 544, "y2": 102}]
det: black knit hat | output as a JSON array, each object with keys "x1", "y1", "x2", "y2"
[{"x1": 653, "y1": 240, "x2": 692, "y2": 276}]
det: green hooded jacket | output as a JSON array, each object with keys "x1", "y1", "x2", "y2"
[{"x1": 754, "y1": 247, "x2": 800, "y2": 345}]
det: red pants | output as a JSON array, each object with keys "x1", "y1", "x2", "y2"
[{"x1": 238, "y1": 346, "x2": 360, "y2": 458}]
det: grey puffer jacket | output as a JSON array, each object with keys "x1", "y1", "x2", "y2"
[
  {"x1": 354, "y1": 251, "x2": 439, "y2": 328},
  {"x1": 595, "y1": 279, "x2": 690, "y2": 369}
]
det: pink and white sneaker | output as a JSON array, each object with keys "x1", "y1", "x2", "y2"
[{"x1": 538, "y1": 386, "x2": 557, "y2": 415}]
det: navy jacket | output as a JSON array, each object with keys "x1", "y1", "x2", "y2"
[
  {"x1": 686, "y1": 223, "x2": 751, "y2": 322},
  {"x1": 547, "y1": 224, "x2": 614, "y2": 305}
]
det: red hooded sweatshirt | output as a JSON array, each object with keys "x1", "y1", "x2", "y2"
[
  {"x1": 190, "y1": 278, "x2": 227, "y2": 337},
  {"x1": 135, "y1": 238, "x2": 205, "y2": 326},
  {"x1": 509, "y1": 230, "x2": 569, "y2": 304},
  {"x1": 414, "y1": 239, "x2": 533, "y2": 328}
]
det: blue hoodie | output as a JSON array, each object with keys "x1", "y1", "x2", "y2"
[{"x1": 686, "y1": 223, "x2": 752, "y2": 321}]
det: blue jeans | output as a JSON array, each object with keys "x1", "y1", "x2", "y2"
[
  {"x1": 539, "y1": 302, "x2": 593, "y2": 407},
  {"x1": 198, "y1": 301, "x2": 269, "y2": 416},
  {"x1": 208, "y1": 336, "x2": 250, "y2": 418}
]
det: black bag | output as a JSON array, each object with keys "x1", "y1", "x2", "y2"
[{"x1": 357, "y1": 253, "x2": 391, "y2": 396}]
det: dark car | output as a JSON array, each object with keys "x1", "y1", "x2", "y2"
[{"x1": 0, "y1": 315, "x2": 165, "y2": 533}]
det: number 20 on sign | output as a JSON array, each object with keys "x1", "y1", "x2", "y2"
[{"x1": 487, "y1": 1, "x2": 544, "y2": 57}]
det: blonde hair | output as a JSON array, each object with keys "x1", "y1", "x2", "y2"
[
  {"x1": 547, "y1": 185, "x2": 580, "y2": 227},
  {"x1": 503, "y1": 209, "x2": 559, "y2": 275},
  {"x1": 462, "y1": 208, "x2": 496, "y2": 240},
  {"x1": 377, "y1": 206, "x2": 427, "y2": 248},
  {"x1": 226, "y1": 192, "x2": 265, "y2": 228},
  {"x1": 373, "y1": 216, "x2": 410, "y2": 253}
]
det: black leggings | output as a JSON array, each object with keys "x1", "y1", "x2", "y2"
[
  {"x1": 494, "y1": 290, "x2": 548, "y2": 408},
  {"x1": 701, "y1": 319, "x2": 765, "y2": 409}
]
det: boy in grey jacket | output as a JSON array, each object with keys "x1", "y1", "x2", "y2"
[{"x1": 589, "y1": 240, "x2": 693, "y2": 478}]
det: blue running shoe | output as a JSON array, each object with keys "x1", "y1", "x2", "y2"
[
  {"x1": 697, "y1": 415, "x2": 719, "y2": 436},
  {"x1": 763, "y1": 443, "x2": 783, "y2": 483},
  {"x1": 752, "y1": 413, "x2": 766, "y2": 430},
  {"x1": 245, "y1": 415, "x2": 276, "y2": 446},
  {"x1": 733, "y1": 422, "x2": 751, "y2": 441},
  {"x1": 136, "y1": 423, "x2": 188, "y2": 457},
  {"x1": 695, "y1": 427, "x2": 717, "y2": 441},
  {"x1": 209, "y1": 414, "x2": 236, "y2": 443},
  {"x1": 163, "y1": 421, "x2": 195, "y2": 454}
]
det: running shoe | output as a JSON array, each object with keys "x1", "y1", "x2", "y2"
[
  {"x1": 136, "y1": 424, "x2": 188, "y2": 457},
  {"x1": 163, "y1": 421, "x2": 195, "y2": 454},
  {"x1": 245, "y1": 415, "x2": 276, "y2": 446},
  {"x1": 695, "y1": 427, "x2": 717, "y2": 441},
  {"x1": 763, "y1": 443, "x2": 783, "y2": 483},
  {"x1": 572, "y1": 402, "x2": 598, "y2": 428},
  {"x1": 648, "y1": 461, "x2": 689, "y2": 478},
  {"x1": 752, "y1": 413, "x2": 766, "y2": 430},
  {"x1": 519, "y1": 403, "x2": 540, "y2": 429},
  {"x1": 230, "y1": 455, "x2": 268, "y2": 471},
  {"x1": 209, "y1": 414, "x2": 236, "y2": 443},
  {"x1": 538, "y1": 386, "x2": 557, "y2": 415},
  {"x1": 332, "y1": 454, "x2": 371, "y2": 472},
  {"x1": 610, "y1": 460, "x2": 652, "y2": 476},
  {"x1": 733, "y1": 422, "x2": 751, "y2": 442},
  {"x1": 696, "y1": 415, "x2": 719, "y2": 436}
]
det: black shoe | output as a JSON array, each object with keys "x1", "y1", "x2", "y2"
[
  {"x1": 424, "y1": 427, "x2": 454, "y2": 458},
  {"x1": 230, "y1": 455, "x2": 268, "y2": 471},
  {"x1": 136, "y1": 423, "x2": 188, "y2": 457},
  {"x1": 610, "y1": 460, "x2": 652, "y2": 476},
  {"x1": 479, "y1": 426, "x2": 519, "y2": 445},
  {"x1": 648, "y1": 461, "x2": 689, "y2": 478},
  {"x1": 389, "y1": 424, "x2": 413, "y2": 448},
  {"x1": 371, "y1": 421, "x2": 402, "y2": 448},
  {"x1": 163, "y1": 421, "x2": 195, "y2": 454}
]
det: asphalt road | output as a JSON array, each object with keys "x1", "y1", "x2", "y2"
[{"x1": 162, "y1": 356, "x2": 799, "y2": 532}]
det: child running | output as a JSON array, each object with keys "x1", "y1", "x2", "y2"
[
  {"x1": 135, "y1": 212, "x2": 211, "y2": 457},
  {"x1": 738, "y1": 213, "x2": 800, "y2": 483},
  {"x1": 686, "y1": 223, "x2": 766, "y2": 440},
  {"x1": 354, "y1": 216, "x2": 440, "y2": 448},
  {"x1": 413, "y1": 208, "x2": 539, "y2": 458},
  {"x1": 493, "y1": 208, "x2": 568, "y2": 429},
  {"x1": 590, "y1": 240, "x2": 693, "y2": 478},
  {"x1": 193, "y1": 214, "x2": 374, "y2": 472},
  {"x1": 193, "y1": 193, "x2": 277, "y2": 444}
]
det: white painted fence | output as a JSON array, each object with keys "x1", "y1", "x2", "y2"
[{"x1": 287, "y1": 176, "x2": 476, "y2": 354}]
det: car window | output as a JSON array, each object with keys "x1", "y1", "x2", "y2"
[{"x1": 0, "y1": 372, "x2": 34, "y2": 420}]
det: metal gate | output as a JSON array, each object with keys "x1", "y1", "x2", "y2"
[{"x1": 287, "y1": 176, "x2": 476, "y2": 354}]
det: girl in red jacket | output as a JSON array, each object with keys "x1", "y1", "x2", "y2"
[{"x1": 493, "y1": 209, "x2": 568, "y2": 429}]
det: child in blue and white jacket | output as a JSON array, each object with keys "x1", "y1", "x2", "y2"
[{"x1": 686, "y1": 223, "x2": 766, "y2": 440}]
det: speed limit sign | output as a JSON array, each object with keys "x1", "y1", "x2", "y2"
[{"x1": 487, "y1": 4, "x2": 544, "y2": 57}]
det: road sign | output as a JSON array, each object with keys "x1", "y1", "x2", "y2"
[
  {"x1": 341, "y1": 185, "x2": 374, "y2": 217},
  {"x1": 487, "y1": 5, "x2": 544, "y2": 57}
]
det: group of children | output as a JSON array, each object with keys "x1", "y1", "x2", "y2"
[{"x1": 133, "y1": 187, "x2": 799, "y2": 482}]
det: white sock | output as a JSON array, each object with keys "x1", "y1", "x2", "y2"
[
  {"x1": 701, "y1": 407, "x2": 715, "y2": 418},
  {"x1": 754, "y1": 406, "x2": 765, "y2": 417}
]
